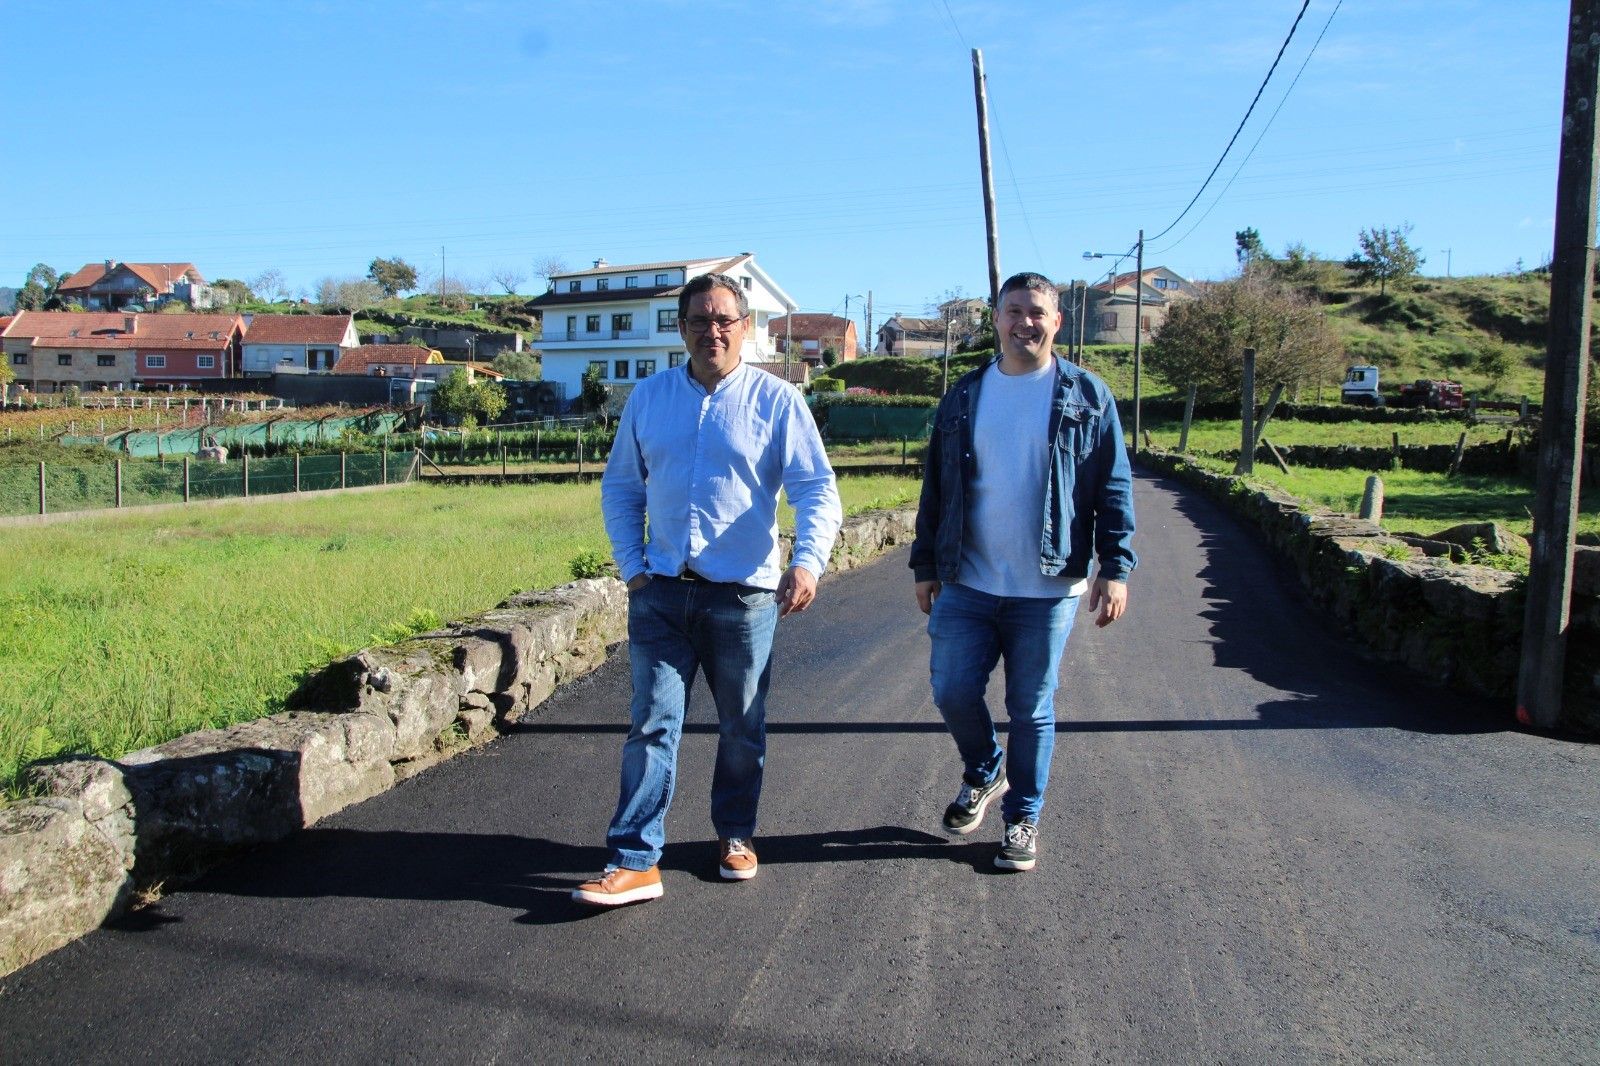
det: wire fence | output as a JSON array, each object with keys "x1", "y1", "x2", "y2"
[{"x1": 0, "y1": 451, "x2": 419, "y2": 518}]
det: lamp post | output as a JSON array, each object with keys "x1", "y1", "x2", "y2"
[{"x1": 1083, "y1": 231, "x2": 1146, "y2": 446}]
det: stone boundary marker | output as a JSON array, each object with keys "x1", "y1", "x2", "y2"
[
  {"x1": 1140, "y1": 449, "x2": 1600, "y2": 729},
  {"x1": 0, "y1": 509, "x2": 917, "y2": 978}
]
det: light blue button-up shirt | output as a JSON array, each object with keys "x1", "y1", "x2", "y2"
[{"x1": 601, "y1": 362, "x2": 842, "y2": 590}]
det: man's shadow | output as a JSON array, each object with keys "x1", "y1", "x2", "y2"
[{"x1": 186, "y1": 824, "x2": 983, "y2": 927}]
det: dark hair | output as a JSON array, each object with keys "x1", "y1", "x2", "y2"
[
  {"x1": 678, "y1": 273, "x2": 749, "y2": 319},
  {"x1": 996, "y1": 271, "x2": 1059, "y2": 307}
]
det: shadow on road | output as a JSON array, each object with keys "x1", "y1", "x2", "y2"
[
  {"x1": 179, "y1": 824, "x2": 985, "y2": 927},
  {"x1": 1150, "y1": 470, "x2": 1507, "y2": 736}
]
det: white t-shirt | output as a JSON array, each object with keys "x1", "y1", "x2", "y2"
[{"x1": 958, "y1": 360, "x2": 1089, "y2": 599}]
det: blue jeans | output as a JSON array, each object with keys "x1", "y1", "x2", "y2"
[
  {"x1": 927, "y1": 582, "x2": 1078, "y2": 822},
  {"x1": 607, "y1": 577, "x2": 780, "y2": 870}
]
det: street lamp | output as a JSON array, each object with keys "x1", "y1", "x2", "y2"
[{"x1": 1083, "y1": 230, "x2": 1146, "y2": 446}]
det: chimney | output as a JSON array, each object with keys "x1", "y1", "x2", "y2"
[
  {"x1": 592, "y1": 258, "x2": 608, "y2": 269},
  {"x1": 105, "y1": 259, "x2": 116, "y2": 274},
  {"x1": 124, "y1": 315, "x2": 136, "y2": 334}
]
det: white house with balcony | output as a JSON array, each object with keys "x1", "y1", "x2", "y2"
[{"x1": 528, "y1": 253, "x2": 795, "y2": 409}]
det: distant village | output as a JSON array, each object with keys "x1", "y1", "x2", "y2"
[{"x1": 2, "y1": 255, "x2": 1195, "y2": 419}]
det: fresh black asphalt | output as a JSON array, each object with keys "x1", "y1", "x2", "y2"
[{"x1": 3, "y1": 469, "x2": 1597, "y2": 1063}]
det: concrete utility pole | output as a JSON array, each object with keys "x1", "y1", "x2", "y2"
[
  {"x1": 1517, "y1": 0, "x2": 1599, "y2": 731},
  {"x1": 972, "y1": 48, "x2": 1001, "y2": 308},
  {"x1": 1132, "y1": 230, "x2": 1145, "y2": 446}
]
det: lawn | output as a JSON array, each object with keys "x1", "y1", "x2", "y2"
[{"x1": 0, "y1": 474, "x2": 921, "y2": 792}]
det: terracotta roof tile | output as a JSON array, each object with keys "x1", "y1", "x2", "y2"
[
  {"x1": 57, "y1": 262, "x2": 204, "y2": 293},
  {"x1": 243, "y1": 314, "x2": 355, "y2": 345},
  {"x1": 769, "y1": 314, "x2": 852, "y2": 339},
  {"x1": 332, "y1": 344, "x2": 441, "y2": 375}
]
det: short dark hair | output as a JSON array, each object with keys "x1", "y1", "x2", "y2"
[
  {"x1": 997, "y1": 271, "x2": 1059, "y2": 307},
  {"x1": 678, "y1": 273, "x2": 749, "y2": 319}
]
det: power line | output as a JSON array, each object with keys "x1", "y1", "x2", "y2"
[
  {"x1": 1147, "y1": 0, "x2": 1315, "y2": 244},
  {"x1": 1153, "y1": 0, "x2": 1343, "y2": 257}
]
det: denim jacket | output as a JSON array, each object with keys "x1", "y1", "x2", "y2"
[{"x1": 909, "y1": 356, "x2": 1137, "y2": 586}]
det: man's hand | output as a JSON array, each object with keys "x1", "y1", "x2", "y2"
[
  {"x1": 627, "y1": 574, "x2": 651, "y2": 592},
  {"x1": 776, "y1": 566, "x2": 817, "y2": 617},
  {"x1": 915, "y1": 579, "x2": 942, "y2": 615},
  {"x1": 1088, "y1": 577, "x2": 1127, "y2": 628}
]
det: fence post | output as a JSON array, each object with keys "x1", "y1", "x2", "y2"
[
  {"x1": 115, "y1": 459, "x2": 122, "y2": 508},
  {"x1": 501, "y1": 441, "x2": 507, "y2": 477},
  {"x1": 294, "y1": 453, "x2": 301, "y2": 492},
  {"x1": 382, "y1": 448, "x2": 388, "y2": 485},
  {"x1": 535, "y1": 427, "x2": 541, "y2": 461},
  {"x1": 183, "y1": 456, "x2": 190, "y2": 503},
  {"x1": 578, "y1": 431, "x2": 585, "y2": 476},
  {"x1": 1235, "y1": 347, "x2": 1257, "y2": 475},
  {"x1": 243, "y1": 453, "x2": 250, "y2": 498},
  {"x1": 1178, "y1": 384, "x2": 1197, "y2": 453},
  {"x1": 1359, "y1": 475, "x2": 1385, "y2": 522},
  {"x1": 38, "y1": 461, "x2": 45, "y2": 516}
]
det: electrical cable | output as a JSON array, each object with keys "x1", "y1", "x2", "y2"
[{"x1": 1146, "y1": 0, "x2": 1315, "y2": 244}]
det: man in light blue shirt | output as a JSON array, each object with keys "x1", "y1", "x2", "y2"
[{"x1": 574, "y1": 273, "x2": 841, "y2": 907}]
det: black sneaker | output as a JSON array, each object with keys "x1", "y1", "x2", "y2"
[
  {"x1": 942, "y1": 769, "x2": 1008, "y2": 835},
  {"x1": 994, "y1": 817, "x2": 1038, "y2": 871}
]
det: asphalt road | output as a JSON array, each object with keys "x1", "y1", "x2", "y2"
[{"x1": 3, "y1": 470, "x2": 1597, "y2": 1064}]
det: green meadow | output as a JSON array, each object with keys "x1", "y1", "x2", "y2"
[{"x1": 1, "y1": 475, "x2": 921, "y2": 792}]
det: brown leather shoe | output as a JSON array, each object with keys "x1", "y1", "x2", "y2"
[
  {"x1": 571, "y1": 865, "x2": 663, "y2": 906},
  {"x1": 719, "y1": 838, "x2": 758, "y2": 881}
]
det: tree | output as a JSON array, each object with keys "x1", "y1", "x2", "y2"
[
  {"x1": 1476, "y1": 340, "x2": 1514, "y2": 394},
  {"x1": 488, "y1": 266, "x2": 527, "y2": 295},
  {"x1": 821, "y1": 346, "x2": 839, "y2": 368},
  {"x1": 433, "y1": 369, "x2": 506, "y2": 428},
  {"x1": 317, "y1": 277, "x2": 384, "y2": 312},
  {"x1": 1346, "y1": 223, "x2": 1424, "y2": 295},
  {"x1": 249, "y1": 269, "x2": 291, "y2": 302},
  {"x1": 1235, "y1": 228, "x2": 1268, "y2": 268},
  {"x1": 581, "y1": 363, "x2": 611, "y2": 423},
  {"x1": 367, "y1": 257, "x2": 419, "y2": 298},
  {"x1": 0, "y1": 359, "x2": 13, "y2": 391},
  {"x1": 532, "y1": 256, "x2": 569, "y2": 291},
  {"x1": 493, "y1": 350, "x2": 541, "y2": 380},
  {"x1": 15, "y1": 264, "x2": 59, "y2": 311},
  {"x1": 1147, "y1": 277, "x2": 1344, "y2": 400},
  {"x1": 211, "y1": 278, "x2": 253, "y2": 305}
]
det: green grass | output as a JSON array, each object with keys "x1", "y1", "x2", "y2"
[
  {"x1": 1184, "y1": 455, "x2": 1598, "y2": 540},
  {"x1": 0, "y1": 475, "x2": 919, "y2": 791},
  {"x1": 1141, "y1": 415, "x2": 1516, "y2": 452}
]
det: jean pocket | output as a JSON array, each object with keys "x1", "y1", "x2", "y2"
[{"x1": 736, "y1": 589, "x2": 776, "y2": 609}]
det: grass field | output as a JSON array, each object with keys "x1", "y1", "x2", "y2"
[
  {"x1": 1140, "y1": 415, "x2": 1518, "y2": 452},
  {"x1": 0, "y1": 474, "x2": 921, "y2": 792}
]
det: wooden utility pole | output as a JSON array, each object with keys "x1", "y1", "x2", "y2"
[
  {"x1": 1235, "y1": 347, "x2": 1257, "y2": 475},
  {"x1": 1517, "y1": 0, "x2": 1600, "y2": 730},
  {"x1": 865, "y1": 291, "x2": 873, "y2": 358},
  {"x1": 972, "y1": 48, "x2": 1001, "y2": 308},
  {"x1": 1132, "y1": 230, "x2": 1145, "y2": 446}
]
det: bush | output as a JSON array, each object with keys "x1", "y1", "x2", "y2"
[
  {"x1": 569, "y1": 549, "x2": 617, "y2": 580},
  {"x1": 811, "y1": 377, "x2": 845, "y2": 394}
]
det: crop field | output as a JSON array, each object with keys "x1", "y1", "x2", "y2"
[{"x1": 0, "y1": 474, "x2": 920, "y2": 792}]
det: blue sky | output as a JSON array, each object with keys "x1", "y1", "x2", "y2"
[{"x1": 6, "y1": 1, "x2": 1568, "y2": 322}]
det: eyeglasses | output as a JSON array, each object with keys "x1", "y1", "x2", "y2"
[{"x1": 683, "y1": 315, "x2": 747, "y2": 335}]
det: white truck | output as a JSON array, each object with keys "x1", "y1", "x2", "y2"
[{"x1": 1341, "y1": 364, "x2": 1383, "y2": 407}]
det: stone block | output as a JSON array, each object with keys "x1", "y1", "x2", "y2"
[{"x1": 0, "y1": 799, "x2": 132, "y2": 977}]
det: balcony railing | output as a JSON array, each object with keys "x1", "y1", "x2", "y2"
[{"x1": 542, "y1": 328, "x2": 653, "y2": 343}]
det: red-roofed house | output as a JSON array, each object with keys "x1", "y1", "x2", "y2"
[
  {"x1": 241, "y1": 314, "x2": 359, "y2": 375},
  {"x1": 130, "y1": 314, "x2": 245, "y2": 386},
  {"x1": 55, "y1": 260, "x2": 222, "y2": 311},
  {"x1": 1074, "y1": 266, "x2": 1195, "y2": 345},
  {"x1": 331, "y1": 344, "x2": 463, "y2": 381},
  {"x1": 768, "y1": 313, "x2": 858, "y2": 365},
  {"x1": 3, "y1": 311, "x2": 144, "y2": 391}
]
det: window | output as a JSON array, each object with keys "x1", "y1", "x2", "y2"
[
  {"x1": 58, "y1": 353, "x2": 73, "y2": 366},
  {"x1": 612, "y1": 313, "x2": 632, "y2": 334},
  {"x1": 613, "y1": 360, "x2": 629, "y2": 379},
  {"x1": 198, "y1": 355, "x2": 216, "y2": 368},
  {"x1": 11, "y1": 353, "x2": 26, "y2": 365},
  {"x1": 1141, "y1": 316, "x2": 1152, "y2": 334},
  {"x1": 145, "y1": 354, "x2": 166, "y2": 368},
  {"x1": 636, "y1": 359, "x2": 656, "y2": 378},
  {"x1": 657, "y1": 309, "x2": 678, "y2": 331},
  {"x1": 98, "y1": 355, "x2": 116, "y2": 367},
  {"x1": 655, "y1": 273, "x2": 669, "y2": 285},
  {"x1": 597, "y1": 278, "x2": 610, "y2": 291},
  {"x1": 566, "y1": 315, "x2": 577, "y2": 337},
  {"x1": 1153, "y1": 277, "x2": 1175, "y2": 290},
  {"x1": 587, "y1": 360, "x2": 607, "y2": 380},
  {"x1": 740, "y1": 277, "x2": 752, "y2": 290},
  {"x1": 568, "y1": 281, "x2": 580, "y2": 292},
  {"x1": 625, "y1": 276, "x2": 638, "y2": 288},
  {"x1": 668, "y1": 351, "x2": 686, "y2": 368},
  {"x1": 586, "y1": 314, "x2": 601, "y2": 332}
]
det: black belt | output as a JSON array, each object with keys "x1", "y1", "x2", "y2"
[{"x1": 677, "y1": 568, "x2": 710, "y2": 583}]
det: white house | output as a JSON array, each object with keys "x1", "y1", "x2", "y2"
[
  {"x1": 528, "y1": 253, "x2": 795, "y2": 408},
  {"x1": 240, "y1": 314, "x2": 359, "y2": 375}
]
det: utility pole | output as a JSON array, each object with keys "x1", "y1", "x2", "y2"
[
  {"x1": 1443, "y1": 247, "x2": 1453, "y2": 278},
  {"x1": 784, "y1": 309, "x2": 792, "y2": 384},
  {"x1": 1517, "y1": 0, "x2": 1599, "y2": 731},
  {"x1": 1076, "y1": 282, "x2": 1088, "y2": 359},
  {"x1": 1132, "y1": 230, "x2": 1145, "y2": 446},
  {"x1": 440, "y1": 246, "x2": 446, "y2": 302},
  {"x1": 865, "y1": 291, "x2": 873, "y2": 358},
  {"x1": 972, "y1": 48, "x2": 1001, "y2": 308}
]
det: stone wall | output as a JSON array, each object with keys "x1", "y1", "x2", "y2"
[
  {"x1": 1139, "y1": 449, "x2": 1600, "y2": 729},
  {"x1": 0, "y1": 508, "x2": 917, "y2": 977}
]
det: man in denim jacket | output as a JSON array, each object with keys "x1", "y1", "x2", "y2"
[{"x1": 910, "y1": 271, "x2": 1136, "y2": 871}]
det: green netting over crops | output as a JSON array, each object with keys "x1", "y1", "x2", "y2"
[
  {"x1": 59, "y1": 412, "x2": 407, "y2": 457},
  {"x1": 0, "y1": 451, "x2": 416, "y2": 517},
  {"x1": 824, "y1": 406, "x2": 935, "y2": 441}
]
